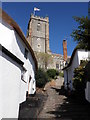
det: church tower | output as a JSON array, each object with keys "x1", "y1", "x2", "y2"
[{"x1": 27, "y1": 14, "x2": 50, "y2": 53}]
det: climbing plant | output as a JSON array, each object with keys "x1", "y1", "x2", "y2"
[{"x1": 73, "y1": 60, "x2": 88, "y2": 92}]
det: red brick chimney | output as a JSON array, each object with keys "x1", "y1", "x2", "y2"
[{"x1": 63, "y1": 40, "x2": 67, "y2": 61}]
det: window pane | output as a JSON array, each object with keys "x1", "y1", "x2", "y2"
[
  {"x1": 24, "y1": 48, "x2": 28, "y2": 59},
  {"x1": 56, "y1": 64, "x2": 59, "y2": 69},
  {"x1": 37, "y1": 23, "x2": 41, "y2": 31}
]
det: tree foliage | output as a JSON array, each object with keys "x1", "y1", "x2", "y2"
[
  {"x1": 35, "y1": 52, "x2": 53, "y2": 69},
  {"x1": 47, "y1": 69, "x2": 58, "y2": 79},
  {"x1": 71, "y1": 16, "x2": 90, "y2": 50},
  {"x1": 35, "y1": 68, "x2": 49, "y2": 88},
  {"x1": 73, "y1": 60, "x2": 88, "y2": 92}
]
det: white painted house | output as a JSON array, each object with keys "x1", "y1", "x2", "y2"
[
  {"x1": 63, "y1": 48, "x2": 90, "y2": 91},
  {"x1": 0, "y1": 8, "x2": 37, "y2": 119},
  {"x1": 85, "y1": 61, "x2": 90, "y2": 103},
  {"x1": 85, "y1": 82, "x2": 90, "y2": 103}
]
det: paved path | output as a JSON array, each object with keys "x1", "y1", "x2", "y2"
[
  {"x1": 38, "y1": 76, "x2": 65, "y2": 118},
  {"x1": 38, "y1": 76, "x2": 90, "y2": 120},
  {"x1": 19, "y1": 89, "x2": 48, "y2": 119}
]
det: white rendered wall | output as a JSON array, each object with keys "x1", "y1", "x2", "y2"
[
  {"x1": 14, "y1": 31, "x2": 36, "y2": 95},
  {"x1": 85, "y1": 82, "x2": 90, "y2": 102},
  {"x1": 68, "y1": 67, "x2": 73, "y2": 90},
  {"x1": 70, "y1": 51, "x2": 79, "y2": 90},
  {"x1": 0, "y1": 21, "x2": 13, "y2": 51},
  {"x1": 78, "y1": 51, "x2": 89, "y2": 65},
  {"x1": 0, "y1": 52, "x2": 22, "y2": 118},
  {"x1": 64, "y1": 51, "x2": 79, "y2": 90},
  {"x1": 0, "y1": 50, "x2": 2, "y2": 120},
  {"x1": 64, "y1": 50, "x2": 90, "y2": 90},
  {"x1": 67, "y1": 50, "x2": 89, "y2": 90},
  {"x1": 0, "y1": 20, "x2": 36, "y2": 96},
  {"x1": 64, "y1": 70, "x2": 67, "y2": 89},
  {"x1": 19, "y1": 79, "x2": 27, "y2": 104}
]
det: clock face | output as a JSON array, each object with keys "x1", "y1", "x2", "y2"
[
  {"x1": 38, "y1": 44, "x2": 40, "y2": 48},
  {"x1": 37, "y1": 43, "x2": 41, "y2": 52}
]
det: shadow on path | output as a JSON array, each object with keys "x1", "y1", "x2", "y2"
[
  {"x1": 19, "y1": 92, "x2": 48, "y2": 119},
  {"x1": 47, "y1": 86, "x2": 90, "y2": 120}
]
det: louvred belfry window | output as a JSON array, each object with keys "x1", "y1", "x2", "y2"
[{"x1": 37, "y1": 23, "x2": 41, "y2": 31}]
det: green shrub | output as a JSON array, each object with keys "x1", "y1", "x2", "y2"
[
  {"x1": 73, "y1": 60, "x2": 88, "y2": 92},
  {"x1": 35, "y1": 68, "x2": 49, "y2": 88},
  {"x1": 84, "y1": 61, "x2": 90, "y2": 82},
  {"x1": 56, "y1": 70, "x2": 59, "y2": 76},
  {"x1": 46, "y1": 69, "x2": 57, "y2": 79},
  {"x1": 59, "y1": 72, "x2": 64, "y2": 77}
]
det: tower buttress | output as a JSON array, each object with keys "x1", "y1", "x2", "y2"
[{"x1": 45, "y1": 17, "x2": 50, "y2": 53}]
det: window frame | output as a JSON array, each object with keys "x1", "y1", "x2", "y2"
[
  {"x1": 24, "y1": 48, "x2": 28, "y2": 59},
  {"x1": 37, "y1": 23, "x2": 41, "y2": 31}
]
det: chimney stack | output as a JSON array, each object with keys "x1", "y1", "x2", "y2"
[{"x1": 63, "y1": 40, "x2": 67, "y2": 61}]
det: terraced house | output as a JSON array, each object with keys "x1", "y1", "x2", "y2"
[
  {"x1": 63, "y1": 48, "x2": 90, "y2": 102},
  {"x1": 0, "y1": 9, "x2": 37, "y2": 119}
]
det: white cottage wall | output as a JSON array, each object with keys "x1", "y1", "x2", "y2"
[
  {"x1": 64, "y1": 70, "x2": 68, "y2": 89},
  {"x1": 71, "y1": 51, "x2": 79, "y2": 72},
  {"x1": 0, "y1": 21, "x2": 13, "y2": 51},
  {"x1": 68, "y1": 67, "x2": 73, "y2": 90},
  {"x1": 0, "y1": 52, "x2": 22, "y2": 118},
  {"x1": 13, "y1": 31, "x2": 36, "y2": 95},
  {"x1": 64, "y1": 51, "x2": 79, "y2": 90},
  {"x1": 85, "y1": 82, "x2": 90, "y2": 102},
  {"x1": 0, "y1": 20, "x2": 36, "y2": 97},
  {"x1": 19, "y1": 79, "x2": 27, "y2": 103},
  {"x1": 0, "y1": 12, "x2": 37, "y2": 119},
  {"x1": 78, "y1": 51, "x2": 89, "y2": 64},
  {"x1": 0, "y1": 50, "x2": 2, "y2": 120},
  {"x1": 69, "y1": 51, "x2": 79, "y2": 90},
  {"x1": 64, "y1": 50, "x2": 90, "y2": 91}
]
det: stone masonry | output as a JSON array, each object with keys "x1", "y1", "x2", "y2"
[
  {"x1": 27, "y1": 14, "x2": 70, "y2": 71},
  {"x1": 27, "y1": 14, "x2": 50, "y2": 53}
]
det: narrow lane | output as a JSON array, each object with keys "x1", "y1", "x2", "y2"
[
  {"x1": 38, "y1": 77, "x2": 90, "y2": 120},
  {"x1": 38, "y1": 77, "x2": 66, "y2": 118}
]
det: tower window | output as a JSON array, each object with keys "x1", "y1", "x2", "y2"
[
  {"x1": 37, "y1": 23, "x2": 41, "y2": 31},
  {"x1": 24, "y1": 48, "x2": 28, "y2": 59},
  {"x1": 37, "y1": 38, "x2": 40, "y2": 41},
  {"x1": 56, "y1": 64, "x2": 59, "y2": 69},
  {"x1": 38, "y1": 44, "x2": 40, "y2": 47}
]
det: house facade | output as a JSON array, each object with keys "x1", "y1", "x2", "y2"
[
  {"x1": 85, "y1": 82, "x2": 90, "y2": 102},
  {"x1": 0, "y1": 9, "x2": 37, "y2": 118},
  {"x1": 85, "y1": 61, "x2": 90, "y2": 102},
  {"x1": 63, "y1": 48, "x2": 90, "y2": 90}
]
